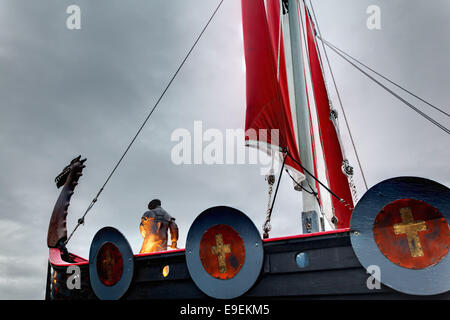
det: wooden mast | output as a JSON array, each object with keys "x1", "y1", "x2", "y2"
[{"x1": 285, "y1": 0, "x2": 321, "y2": 232}]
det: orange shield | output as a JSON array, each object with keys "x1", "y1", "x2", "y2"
[{"x1": 373, "y1": 198, "x2": 450, "y2": 269}]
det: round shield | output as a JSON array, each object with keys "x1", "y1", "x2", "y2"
[
  {"x1": 185, "y1": 206, "x2": 263, "y2": 299},
  {"x1": 350, "y1": 177, "x2": 450, "y2": 295},
  {"x1": 89, "y1": 227, "x2": 134, "y2": 300}
]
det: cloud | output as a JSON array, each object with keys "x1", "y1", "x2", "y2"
[{"x1": 0, "y1": 0, "x2": 448, "y2": 299}]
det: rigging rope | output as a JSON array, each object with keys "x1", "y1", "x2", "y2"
[
  {"x1": 284, "y1": 149, "x2": 354, "y2": 211},
  {"x1": 319, "y1": 37, "x2": 450, "y2": 136},
  {"x1": 307, "y1": 0, "x2": 369, "y2": 192},
  {"x1": 263, "y1": 169, "x2": 275, "y2": 238},
  {"x1": 65, "y1": 0, "x2": 225, "y2": 245},
  {"x1": 322, "y1": 38, "x2": 450, "y2": 119},
  {"x1": 286, "y1": 169, "x2": 315, "y2": 195},
  {"x1": 263, "y1": 152, "x2": 287, "y2": 239},
  {"x1": 285, "y1": 168, "x2": 333, "y2": 230}
]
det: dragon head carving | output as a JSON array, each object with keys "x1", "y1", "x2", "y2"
[
  {"x1": 47, "y1": 155, "x2": 87, "y2": 248},
  {"x1": 55, "y1": 155, "x2": 86, "y2": 189}
]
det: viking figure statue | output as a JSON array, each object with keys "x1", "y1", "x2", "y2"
[{"x1": 139, "y1": 199, "x2": 179, "y2": 254}]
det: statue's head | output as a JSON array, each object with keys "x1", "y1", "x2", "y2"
[
  {"x1": 55, "y1": 155, "x2": 86, "y2": 188},
  {"x1": 148, "y1": 199, "x2": 161, "y2": 210}
]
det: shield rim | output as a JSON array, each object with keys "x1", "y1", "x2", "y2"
[
  {"x1": 350, "y1": 176, "x2": 450, "y2": 296},
  {"x1": 185, "y1": 206, "x2": 264, "y2": 299},
  {"x1": 89, "y1": 226, "x2": 134, "y2": 300}
]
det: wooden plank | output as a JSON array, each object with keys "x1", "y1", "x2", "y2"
[{"x1": 268, "y1": 246, "x2": 360, "y2": 274}]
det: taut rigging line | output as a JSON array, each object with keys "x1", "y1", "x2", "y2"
[
  {"x1": 306, "y1": 0, "x2": 369, "y2": 192},
  {"x1": 65, "y1": 0, "x2": 225, "y2": 245},
  {"x1": 318, "y1": 36, "x2": 450, "y2": 136},
  {"x1": 321, "y1": 37, "x2": 450, "y2": 119}
]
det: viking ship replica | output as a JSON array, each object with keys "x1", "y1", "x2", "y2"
[{"x1": 45, "y1": 0, "x2": 450, "y2": 300}]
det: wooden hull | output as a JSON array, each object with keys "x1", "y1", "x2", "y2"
[{"x1": 46, "y1": 230, "x2": 450, "y2": 300}]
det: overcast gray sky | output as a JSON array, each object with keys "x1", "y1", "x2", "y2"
[{"x1": 0, "y1": 0, "x2": 449, "y2": 299}]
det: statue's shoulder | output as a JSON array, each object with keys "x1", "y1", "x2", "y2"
[
  {"x1": 142, "y1": 210, "x2": 155, "y2": 219},
  {"x1": 143, "y1": 207, "x2": 174, "y2": 221},
  {"x1": 157, "y1": 207, "x2": 175, "y2": 221}
]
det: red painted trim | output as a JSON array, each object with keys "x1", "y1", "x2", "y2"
[
  {"x1": 134, "y1": 248, "x2": 185, "y2": 258},
  {"x1": 70, "y1": 252, "x2": 88, "y2": 262},
  {"x1": 49, "y1": 248, "x2": 89, "y2": 267},
  {"x1": 49, "y1": 247, "x2": 186, "y2": 267},
  {"x1": 263, "y1": 228, "x2": 350, "y2": 243},
  {"x1": 49, "y1": 229, "x2": 350, "y2": 267}
]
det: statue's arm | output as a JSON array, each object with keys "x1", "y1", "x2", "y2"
[
  {"x1": 169, "y1": 219, "x2": 179, "y2": 249},
  {"x1": 140, "y1": 218, "x2": 147, "y2": 239}
]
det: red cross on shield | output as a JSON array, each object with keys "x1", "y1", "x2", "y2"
[
  {"x1": 199, "y1": 224, "x2": 246, "y2": 280},
  {"x1": 373, "y1": 198, "x2": 450, "y2": 269}
]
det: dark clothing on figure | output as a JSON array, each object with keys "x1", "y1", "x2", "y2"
[{"x1": 139, "y1": 205, "x2": 179, "y2": 253}]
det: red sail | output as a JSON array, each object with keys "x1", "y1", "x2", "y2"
[
  {"x1": 241, "y1": 0, "x2": 303, "y2": 175},
  {"x1": 304, "y1": 10, "x2": 354, "y2": 228}
]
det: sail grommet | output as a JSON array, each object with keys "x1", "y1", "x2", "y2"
[
  {"x1": 350, "y1": 177, "x2": 450, "y2": 296},
  {"x1": 89, "y1": 227, "x2": 134, "y2": 300},
  {"x1": 185, "y1": 206, "x2": 263, "y2": 299}
]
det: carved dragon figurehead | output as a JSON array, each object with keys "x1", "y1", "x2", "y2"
[{"x1": 47, "y1": 155, "x2": 87, "y2": 248}]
